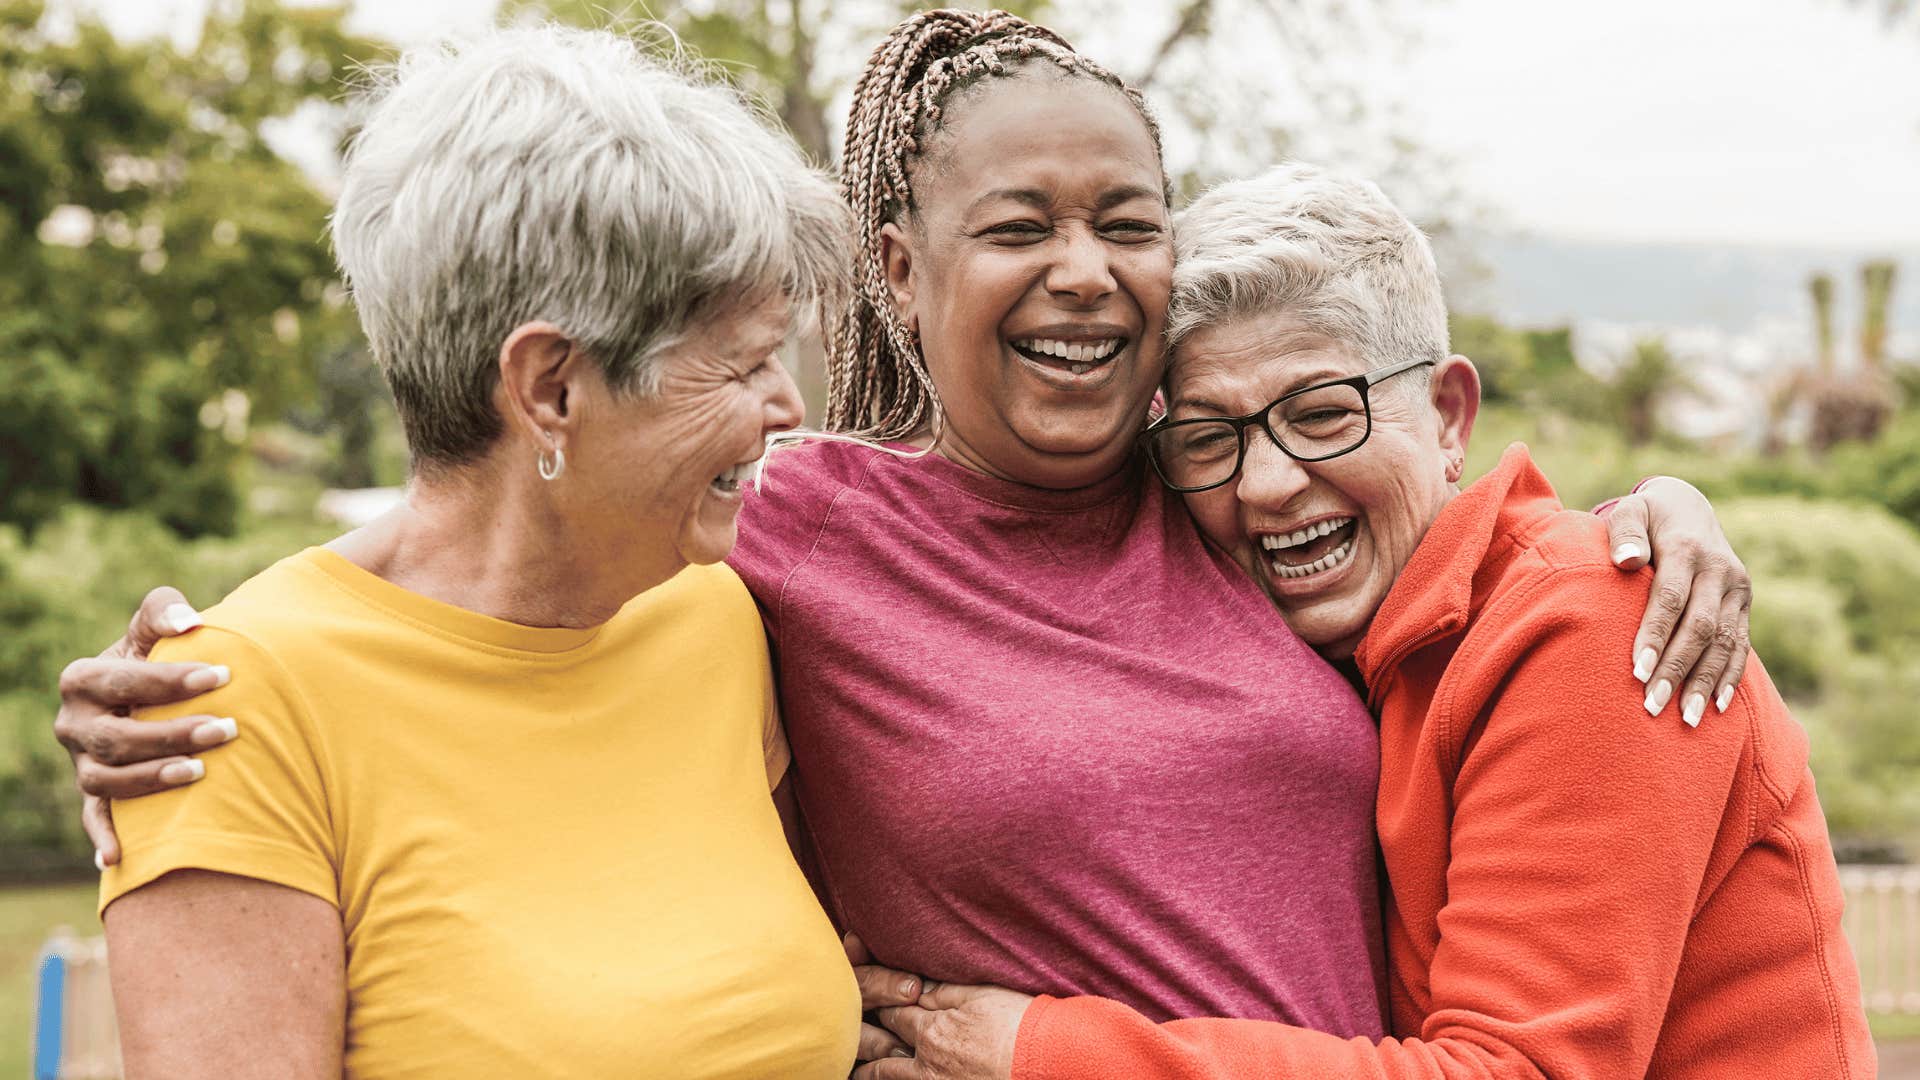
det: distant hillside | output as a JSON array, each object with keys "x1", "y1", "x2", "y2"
[{"x1": 1452, "y1": 235, "x2": 1920, "y2": 340}]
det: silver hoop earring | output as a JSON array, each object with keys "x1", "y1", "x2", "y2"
[{"x1": 537, "y1": 446, "x2": 566, "y2": 481}]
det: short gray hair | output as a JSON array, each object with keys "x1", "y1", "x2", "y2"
[
  {"x1": 1168, "y1": 163, "x2": 1448, "y2": 386},
  {"x1": 331, "y1": 24, "x2": 850, "y2": 468}
]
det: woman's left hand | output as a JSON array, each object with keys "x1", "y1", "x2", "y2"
[
  {"x1": 1603, "y1": 476, "x2": 1753, "y2": 726},
  {"x1": 852, "y1": 982, "x2": 1034, "y2": 1080}
]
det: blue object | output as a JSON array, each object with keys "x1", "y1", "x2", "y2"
[{"x1": 33, "y1": 952, "x2": 66, "y2": 1080}]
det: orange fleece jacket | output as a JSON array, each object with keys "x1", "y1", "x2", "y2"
[{"x1": 1013, "y1": 445, "x2": 1874, "y2": 1080}]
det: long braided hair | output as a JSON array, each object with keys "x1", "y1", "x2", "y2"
[{"x1": 825, "y1": 9, "x2": 1167, "y2": 441}]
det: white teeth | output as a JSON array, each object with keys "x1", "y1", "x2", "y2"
[
  {"x1": 1014, "y1": 337, "x2": 1123, "y2": 362},
  {"x1": 713, "y1": 458, "x2": 760, "y2": 487},
  {"x1": 1070, "y1": 363, "x2": 1090, "y2": 375},
  {"x1": 1259, "y1": 517, "x2": 1353, "y2": 551},
  {"x1": 1269, "y1": 537, "x2": 1355, "y2": 580}
]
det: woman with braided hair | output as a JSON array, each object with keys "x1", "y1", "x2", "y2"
[
  {"x1": 57, "y1": 10, "x2": 1760, "y2": 1074},
  {"x1": 739, "y1": 6, "x2": 1753, "y2": 1064}
]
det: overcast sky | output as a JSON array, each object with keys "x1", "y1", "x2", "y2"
[{"x1": 88, "y1": 0, "x2": 1920, "y2": 248}]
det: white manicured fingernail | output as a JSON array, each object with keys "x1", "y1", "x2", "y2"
[
  {"x1": 183, "y1": 665, "x2": 230, "y2": 692},
  {"x1": 93, "y1": 850, "x2": 107, "y2": 873},
  {"x1": 1634, "y1": 648, "x2": 1658, "y2": 683},
  {"x1": 1717, "y1": 684, "x2": 1735, "y2": 712},
  {"x1": 191, "y1": 717, "x2": 238, "y2": 746},
  {"x1": 1644, "y1": 679, "x2": 1672, "y2": 717},
  {"x1": 1682, "y1": 693, "x2": 1705, "y2": 728},
  {"x1": 1612, "y1": 542, "x2": 1643, "y2": 566},
  {"x1": 159, "y1": 759, "x2": 205, "y2": 785},
  {"x1": 164, "y1": 603, "x2": 202, "y2": 634}
]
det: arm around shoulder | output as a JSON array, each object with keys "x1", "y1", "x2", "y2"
[{"x1": 1010, "y1": 568, "x2": 1755, "y2": 1080}]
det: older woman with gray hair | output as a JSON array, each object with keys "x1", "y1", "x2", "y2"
[
  {"x1": 94, "y1": 25, "x2": 860, "y2": 1079},
  {"x1": 854, "y1": 162, "x2": 1872, "y2": 1079}
]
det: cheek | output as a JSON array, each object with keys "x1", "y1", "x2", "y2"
[
  {"x1": 1185, "y1": 490, "x2": 1245, "y2": 555},
  {"x1": 1118, "y1": 246, "x2": 1173, "y2": 316}
]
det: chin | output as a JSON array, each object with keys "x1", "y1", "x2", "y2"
[{"x1": 1015, "y1": 403, "x2": 1149, "y2": 457}]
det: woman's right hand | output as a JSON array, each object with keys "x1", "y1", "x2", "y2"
[
  {"x1": 846, "y1": 933, "x2": 924, "y2": 1065},
  {"x1": 53, "y1": 587, "x2": 242, "y2": 867}
]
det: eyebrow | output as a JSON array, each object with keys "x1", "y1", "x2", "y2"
[
  {"x1": 967, "y1": 184, "x2": 1165, "y2": 215},
  {"x1": 1171, "y1": 364, "x2": 1354, "y2": 416}
]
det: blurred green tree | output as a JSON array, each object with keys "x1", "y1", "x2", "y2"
[
  {"x1": 1608, "y1": 337, "x2": 1691, "y2": 447},
  {"x1": 0, "y1": 0, "x2": 376, "y2": 536}
]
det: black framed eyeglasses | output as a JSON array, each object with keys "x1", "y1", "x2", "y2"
[{"x1": 1141, "y1": 357, "x2": 1438, "y2": 493}]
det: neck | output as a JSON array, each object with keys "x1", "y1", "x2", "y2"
[
  {"x1": 918, "y1": 428, "x2": 1135, "y2": 492},
  {"x1": 327, "y1": 457, "x2": 683, "y2": 630}
]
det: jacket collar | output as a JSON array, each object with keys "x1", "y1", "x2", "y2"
[{"x1": 1352, "y1": 443, "x2": 1562, "y2": 707}]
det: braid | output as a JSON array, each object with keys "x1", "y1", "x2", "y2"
[{"x1": 826, "y1": 9, "x2": 1166, "y2": 439}]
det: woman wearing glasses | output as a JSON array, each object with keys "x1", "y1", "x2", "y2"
[{"x1": 854, "y1": 164, "x2": 1871, "y2": 1080}]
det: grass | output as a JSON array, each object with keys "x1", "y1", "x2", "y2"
[{"x1": 2, "y1": 881, "x2": 100, "y2": 1078}]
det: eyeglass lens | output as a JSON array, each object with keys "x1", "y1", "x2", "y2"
[{"x1": 1150, "y1": 381, "x2": 1369, "y2": 490}]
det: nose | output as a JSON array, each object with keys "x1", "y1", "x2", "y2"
[
  {"x1": 764, "y1": 357, "x2": 806, "y2": 435},
  {"x1": 1045, "y1": 224, "x2": 1117, "y2": 306},
  {"x1": 1234, "y1": 431, "x2": 1312, "y2": 513}
]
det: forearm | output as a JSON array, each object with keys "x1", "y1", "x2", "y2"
[
  {"x1": 1016, "y1": 995, "x2": 1567, "y2": 1080},
  {"x1": 107, "y1": 870, "x2": 345, "y2": 1079}
]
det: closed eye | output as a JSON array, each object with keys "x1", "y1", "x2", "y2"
[
  {"x1": 984, "y1": 221, "x2": 1048, "y2": 241},
  {"x1": 1101, "y1": 220, "x2": 1162, "y2": 240}
]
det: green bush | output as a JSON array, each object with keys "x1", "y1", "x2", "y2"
[
  {"x1": 1718, "y1": 496, "x2": 1920, "y2": 652},
  {"x1": 0, "y1": 503, "x2": 333, "y2": 874},
  {"x1": 1743, "y1": 576, "x2": 1853, "y2": 700}
]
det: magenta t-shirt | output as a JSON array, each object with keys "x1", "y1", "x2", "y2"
[{"x1": 729, "y1": 441, "x2": 1385, "y2": 1036}]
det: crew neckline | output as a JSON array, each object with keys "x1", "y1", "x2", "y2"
[
  {"x1": 298, "y1": 546, "x2": 607, "y2": 656},
  {"x1": 870, "y1": 440, "x2": 1146, "y2": 514}
]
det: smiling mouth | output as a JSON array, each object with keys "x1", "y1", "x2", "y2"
[
  {"x1": 1261, "y1": 516, "x2": 1358, "y2": 580},
  {"x1": 1011, "y1": 336, "x2": 1127, "y2": 376},
  {"x1": 709, "y1": 458, "x2": 758, "y2": 496}
]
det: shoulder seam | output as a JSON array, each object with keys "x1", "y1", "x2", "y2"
[{"x1": 773, "y1": 449, "x2": 889, "y2": 635}]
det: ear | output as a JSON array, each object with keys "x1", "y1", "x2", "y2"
[
  {"x1": 496, "y1": 321, "x2": 584, "y2": 455},
  {"x1": 1430, "y1": 355, "x2": 1481, "y2": 483},
  {"x1": 879, "y1": 220, "x2": 918, "y2": 329}
]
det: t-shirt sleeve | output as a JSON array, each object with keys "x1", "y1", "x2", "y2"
[
  {"x1": 728, "y1": 444, "x2": 863, "y2": 645},
  {"x1": 99, "y1": 626, "x2": 338, "y2": 915},
  {"x1": 763, "y1": 685, "x2": 791, "y2": 791}
]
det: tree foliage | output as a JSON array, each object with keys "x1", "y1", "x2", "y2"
[{"x1": 0, "y1": 0, "x2": 376, "y2": 536}]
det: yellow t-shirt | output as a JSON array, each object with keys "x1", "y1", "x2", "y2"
[{"x1": 101, "y1": 547, "x2": 858, "y2": 1079}]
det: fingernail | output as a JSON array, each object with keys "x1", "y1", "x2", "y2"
[
  {"x1": 1717, "y1": 684, "x2": 1735, "y2": 712},
  {"x1": 1682, "y1": 693, "x2": 1705, "y2": 728},
  {"x1": 900, "y1": 977, "x2": 919, "y2": 998},
  {"x1": 190, "y1": 717, "x2": 238, "y2": 746},
  {"x1": 163, "y1": 603, "x2": 203, "y2": 634},
  {"x1": 183, "y1": 665, "x2": 230, "y2": 692},
  {"x1": 1634, "y1": 648, "x2": 1658, "y2": 683},
  {"x1": 93, "y1": 850, "x2": 107, "y2": 873},
  {"x1": 1644, "y1": 679, "x2": 1672, "y2": 717},
  {"x1": 159, "y1": 759, "x2": 206, "y2": 785},
  {"x1": 1612, "y1": 542, "x2": 1643, "y2": 566},
  {"x1": 891, "y1": 1048, "x2": 913, "y2": 1058}
]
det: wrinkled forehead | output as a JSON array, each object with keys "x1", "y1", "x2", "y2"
[
  {"x1": 909, "y1": 71, "x2": 1165, "y2": 214},
  {"x1": 1167, "y1": 311, "x2": 1365, "y2": 415}
]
